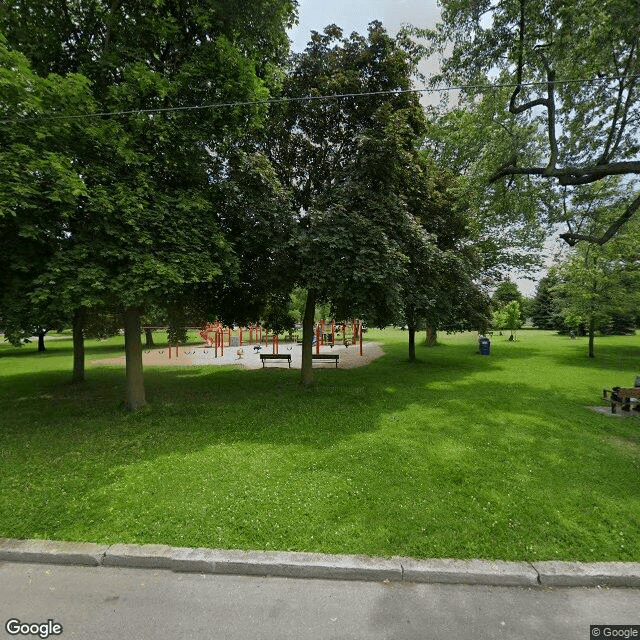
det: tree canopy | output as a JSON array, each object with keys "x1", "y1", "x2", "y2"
[
  {"x1": 1, "y1": 0, "x2": 298, "y2": 408},
  {"x1": 264, "y1": 23, "x2": 486, "y2": 375},
  {"x1": 424, "y1": 0, "x2": 640, "y2": 246},
  {"x1": 555, "y1": 227, "x2": 640, "y2": 357},
  {"x1": 0, "y1": 36, "x2": 93, "y2": 354}
]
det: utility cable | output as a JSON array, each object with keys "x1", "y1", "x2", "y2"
[{"x1": 1, "y1": 74, "x2": 638, "y2": 125}]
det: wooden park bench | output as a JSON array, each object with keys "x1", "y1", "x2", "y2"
[
  {"x1": 603, "y1": 387, "x2": 640, "y2": 414},
  {"x1": 312, "y1": 353, "x2": 340, "y2": 368},
  {"x1": 259, "y1": 353, "x2": 291, "y2": 368}
]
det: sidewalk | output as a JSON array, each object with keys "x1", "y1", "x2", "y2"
[{"x1": 1, "y1": 560, "x2": 639, "y2": 640}]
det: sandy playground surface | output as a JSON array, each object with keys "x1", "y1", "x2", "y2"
[{"x1": 91, "y1": 340, "x2": 384, "y2": 370}]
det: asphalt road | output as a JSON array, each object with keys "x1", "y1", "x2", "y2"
[{"x1": 1, "y1": 562, "x2": 638, "y2": 640}]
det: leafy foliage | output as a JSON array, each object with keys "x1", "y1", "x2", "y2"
[
  {"x1": 530, "y1": 268, "x2": 566, "y2": 331},
  {"x1": 422, "y1": 0, "x2": 640, "y2": 246},
  {"x1": 1, "y1": 1, "x2": 298, "y2": 407},
  {"x1": 0, "y1": 37, "x2": 93, "y2": 348},
  {"x1": 492, "y1": 279, "x2": 524, "y2": 310},
  {"x1": 555, "y1": 221, "x2": 640, "y2": 356},
  {"x1": 265, "y1": 23, "x2": 487, "y2": 370}
]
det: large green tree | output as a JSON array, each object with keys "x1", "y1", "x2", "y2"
[
  {"x1": 2, "y1": 1, "x2": 298, "y2": 408},
  {"x1": 423, "y1": 94, "x2": 550, "y2": 285},
  {"x1": 424, "y1": 0, "x2": 640, "y2": 247},
  {"x1": 492, "y1": 279, "x2": 524, "y2": 310},
  {"x1": 530, "y1": 268, "x2": 566, "y2": 331},
  {"x1": 391, "y1": 149, "x2": 487, "y2": 361},
  {"x1": 265, "y1": 23, "x2": 482, "y2": 378},
  {"x1": 555, "y1": 224, "x2": 640, "y2": 357},
  {"x1": 0, "y1": 37, "x2": 92, "y2": 357}
]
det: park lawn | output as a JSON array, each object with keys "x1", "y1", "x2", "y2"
[{"x1": 0, "y1": 328, "x2": 638, "y2": 562}]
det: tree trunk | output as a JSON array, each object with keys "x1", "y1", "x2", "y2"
[
  {"x1": 37, "y1": 329, "x2": 46, "y2": 353},
  {"x1": 300, "y1": 289, "x2": 316, "y2": 386},
  {"x1": 72, "y1": 308, "x2": 85, "y2": 384},
  {"x1": 588, "y1": 316, "x2": 595, "y2": 358},
  {"x1": 408, "y1": 325, "x2": 416, "y2": 361},
  {"x1": 425, "y1": 325, "x2": 437, "y2": 347},
  {"x1": 124, "y1": 307, "x2": 146, "y2": 410},
  {"x1": 144, "y1": 328, "x2": 155, "y2": 348}
]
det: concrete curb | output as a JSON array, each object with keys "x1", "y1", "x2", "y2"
[
  {"x1": 0, "y1": 538, "x2": 107, "y2": 567},
  {"x1": 400, "y1": 557, "x2": 539, "y2": 587},
  {"x1": 532, "y1": 561, "x2": 640, "y2": 587},
  {"x1": 2, "y1": 539, "x2": 640, "y2": 588}
]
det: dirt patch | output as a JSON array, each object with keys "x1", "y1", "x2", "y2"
[
  {"x1": 605, "y1": 435, "x2": 640, "y2": 456},
  {"x1": 587, "y1": 405, "x2": 640, "y2": 418}
]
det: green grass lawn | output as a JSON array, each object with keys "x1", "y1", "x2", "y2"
[{"x1": 1, "y1": 328, "x2": 639, "y2": 561}]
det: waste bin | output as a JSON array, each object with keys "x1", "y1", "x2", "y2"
[{"x1": 479, "y1": 336, "x2": 490, "y2": 356}]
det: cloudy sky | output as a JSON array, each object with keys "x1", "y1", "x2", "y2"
[{"x1": 288, "y1": 0, "x2": 440, "y2": 52}]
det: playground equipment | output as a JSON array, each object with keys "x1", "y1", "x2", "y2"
[
  {"x1": 199, "y1": 322, "x2": 223, "y2": 347},
  {"x1": 199, "y1": 323, "x2": 266, "y2": 349},
  {"x1": 191, "y1": 322, "x2": 285, "y2": 359},
  {"x1": 159, "y1": 319, "x2": 365, "y2": 362},
  {"x1": 144, "y1": 323, "x2": 259, "y2": 361},
  {"x1": 315, "y1": 319, "x2": 363, "y2": 355}
]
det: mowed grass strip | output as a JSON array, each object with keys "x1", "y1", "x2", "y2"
[{"x1": 0, "y1": 329, "x2": 638, "y2": 561}]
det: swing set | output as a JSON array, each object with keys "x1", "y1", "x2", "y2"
[
  {"x1": 149, "y1": 318, "x2": 364, "y2": 361},
  {"x1": 315, "y1": 319, "x2": 364, "y2": 356},
  {"x1": 198, "y1": 322, "x2": 283, "y2": 356}
]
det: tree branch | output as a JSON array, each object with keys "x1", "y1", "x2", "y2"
[
  {"x1": 489, "y1": 165, "x2": 546, "y2": 182},
  {"x1": 559, "y1": 191, "x2": 640, "y2": 246},
  {"x1": 540, "y1": 54, "x2": 558, "y2": 172},
  {"x1": 599, "y1": 40, "x2": 638, "y2": 164},
  {"x1": 103, "y1": 0, "x2": 123, "y2": 55},
  {"x1": 489, "y1": 160, "x2": 640, "y2": 184},
  {"x1": 509, "y1": 0, "x2": 548, "y2": 114}
]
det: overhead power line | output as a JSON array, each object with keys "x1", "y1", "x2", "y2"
[{"x1": 1, "y1": 74, "x2": 638, "y2": 125}]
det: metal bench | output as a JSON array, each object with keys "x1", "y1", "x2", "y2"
[
  {"x1": 259, "y1": 353, "x2": 291, "y2": 368},
  {"x1": 312, "y1": 353, "x2": 340, "y2": 368}
]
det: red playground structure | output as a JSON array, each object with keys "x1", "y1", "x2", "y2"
[
  {"x1": 199, "y1": 322, "x2": 219, "y2": 347},
  {"x1": 149, "y1": 319, "x2": 365, "y2": 361}
]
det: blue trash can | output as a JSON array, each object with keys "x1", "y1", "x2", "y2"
[{"x1": 479, "y1": 336, "x2": 490, "y2": 356}]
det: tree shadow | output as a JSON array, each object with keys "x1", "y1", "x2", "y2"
[
  {"x1": 545, "y1": 339, "x2": 640, "y2": 373},
  {"x1": 2, "y1": 338, "x2": 639, "y2": 557}
]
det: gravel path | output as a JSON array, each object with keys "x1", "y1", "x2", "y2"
[{"x1": 91, "y1": 341, "x2": 383, "y2": 370}]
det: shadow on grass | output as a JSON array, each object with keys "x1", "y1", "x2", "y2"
[
  {"x1": 545, "y1": 338, "x2": 640, "y2": 373},
  {"x1": 2, "y1": 334, "x2": 639, "y2": 558},
  {"x1": 2, "y1": 371, "x2": 639, "y2": 558},
  {"x1": 0, "y1": 339, "x2": 126, "y2": 362}
]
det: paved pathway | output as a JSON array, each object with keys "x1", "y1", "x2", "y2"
[{"x1": 2, "y1": 561, "x2": 639, "y2": 640}]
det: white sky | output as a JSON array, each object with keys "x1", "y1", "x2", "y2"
[
  {"x1": 288, "y1": 0, "x2": 440, "y2": 52},
  {"x1": 288, "y1": 0, "x2": 552, "y2": 296}
]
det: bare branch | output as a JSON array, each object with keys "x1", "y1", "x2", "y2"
[
  {"x1": 559, "y1": 192, "x2": 640, "y2": 246},
  {"x1": 541, "y1": 55, "x2": 558, "y2": 172},
  {"x1": 489, "y1": 165, "x2": 546, "y2": 182},
  {"x1": 490, "y1": 160, "x2": 640, "y2": 184},
  {"x1": 509, "y1": 0, "x2": 549, "y2": 115},
  {"x1": 600, "y1": 40, "x2": 638, "y2": 164},
  {"x1": 510, "y1": 0, "x2": 526, "y2": 107}
]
